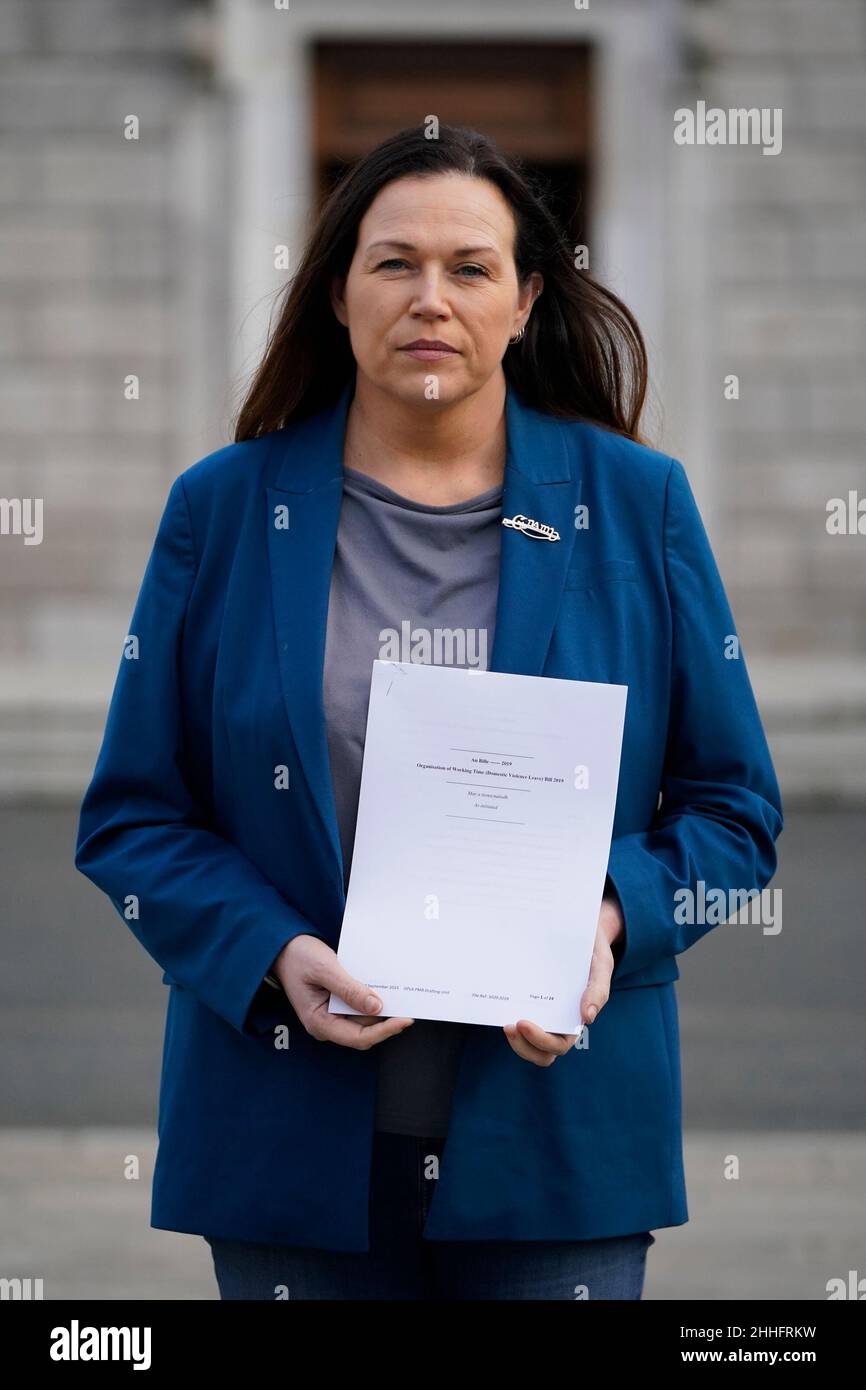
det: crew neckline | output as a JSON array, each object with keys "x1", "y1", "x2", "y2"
[{"x1": 342, "y1": 465, "x2": 504, "y2": 515}]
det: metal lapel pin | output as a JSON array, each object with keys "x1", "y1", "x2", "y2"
[{"x1": 501, "y1": 513, "x2": 561, "y2": 542}]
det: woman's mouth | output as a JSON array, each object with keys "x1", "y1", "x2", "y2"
[{"x1": 398, "y1": 340, "x2": 460, "y2": 361}]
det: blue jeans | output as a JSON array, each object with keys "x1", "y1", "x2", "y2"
[{"x1": 205, "y1": 1132, "x2": 655, "y2": 1300}]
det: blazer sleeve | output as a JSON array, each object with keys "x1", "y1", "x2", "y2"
[
  {"x1": 606, "y1": 457, "x2": 784, "y2": 980},
  {"x1": 74, "y1": 474, "x2": 329, "y2": 1038}
]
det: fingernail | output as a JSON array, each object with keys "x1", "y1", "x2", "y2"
[
  {"x1": 365, "y1": 995, "x2": 381, "y2": 1013},
  {"x1": 586, "y1": 1005, "x2": 598, "y2": 1023}
]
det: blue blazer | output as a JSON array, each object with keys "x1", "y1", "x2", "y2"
[{"x1": 75, "y1": 375, "x2": 783, "y2": 1250}]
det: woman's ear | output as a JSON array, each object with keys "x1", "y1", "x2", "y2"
[
  {"x1": 330, "y1": 275, "x2": 348, "y2": 327},
  {"x1": 519, "y1": 271, "x2": 544, "y2": 326}
]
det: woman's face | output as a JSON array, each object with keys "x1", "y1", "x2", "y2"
[{"x1": 331, "y1": 173, "x2": 542, "y2": 407}]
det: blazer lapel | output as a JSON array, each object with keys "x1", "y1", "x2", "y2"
[
  {"x1": 266, "y1": 382, "x2": 354, "y2": 895},
  {"x1": 266, "y1": 377, "x2": 582, "y2": 898},
  {"x1": 490, "y1": 387, "x2": 579, "y2": 675}
]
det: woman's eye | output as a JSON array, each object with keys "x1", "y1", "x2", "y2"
[{"x1": 373, "y1": 259, "x2": 488, "y2": 277}]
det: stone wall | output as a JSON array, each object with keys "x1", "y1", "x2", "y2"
[
  {"x1": 0, "y1": 0, "x2": 230, "y2": 795},
  {"x1": 685, "y1": 0, "x2": 866, "y2": 795}
]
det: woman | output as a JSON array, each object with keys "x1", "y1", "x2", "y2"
[{"x1": 75, "y1": 124, "x2": 783, "y2": 1300}]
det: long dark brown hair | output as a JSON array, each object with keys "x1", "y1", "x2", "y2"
[{"x1": 233, "y1": 123, "x2": 649, "y2": 444}]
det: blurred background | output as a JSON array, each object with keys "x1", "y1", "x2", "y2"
[{"x1": 1, "y1": 0, "x2": 864, "y2": 1299}]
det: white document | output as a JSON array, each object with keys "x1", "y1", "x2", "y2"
[{"x1": 328, "y1": 660, "x2": 627, "y2": 1033}]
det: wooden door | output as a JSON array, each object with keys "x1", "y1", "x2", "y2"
[{"x1": 313, "y1": 41, "x2": 593, "y2": 240}]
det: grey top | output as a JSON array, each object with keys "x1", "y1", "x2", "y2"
[{"x1": 322, "y1": 464, "x2": 504, "y2": 1137}]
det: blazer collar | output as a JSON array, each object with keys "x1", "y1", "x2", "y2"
[{"x1": 266, "y1": 374, "x2": 583, "y2": 898}]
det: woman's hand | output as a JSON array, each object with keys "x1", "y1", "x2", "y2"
[
  {"x1": 503, "y1": 891, "x2": 626, "y2": 1066},
  {"x1": 270, "y1": 935, "x2": 415, "y2": 1049}
]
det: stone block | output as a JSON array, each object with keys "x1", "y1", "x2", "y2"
[
  {"x1": 27, "y1": 295, "x2": 171, "y2": 358},
  {"x1": 42, "y1": 141, "x2": 169, "y2": 206},
  {"x1": 0, "y1": 65, "x2": 182, "y2": 133},
  {"x1": 0, "y1": 218, "x2": 95, "y2": 281}
]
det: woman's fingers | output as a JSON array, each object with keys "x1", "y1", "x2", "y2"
[
  {"x1": 310, "y1": 960, "x2": 385, "y2": 1018},
  {"x1": 580, "y1": 937, "x2": 614, "y2": 1025},
  {"x1": 504, "y1": 906, "x2": 619, "y2": 1063},
  {"x1": 296, "y1": 976, "x2": 416, "y2": 1048},
  {"x1": 504, "y1": 1024, "x2": 548, "y2": 1064},
  {"x1": 278, "y1": 941, "x2": 416, "y2": 1047},
  {"x1": 503, "y1": 1020, "x2": 578, "y2": 1066},
  {"x1": 307, "y1": 1005, "x2": 415, "y2": 1049}
]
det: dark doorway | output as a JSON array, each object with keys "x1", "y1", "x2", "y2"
[{"x1": 314, "y1": 41, "x2": 594, "y2": 244}]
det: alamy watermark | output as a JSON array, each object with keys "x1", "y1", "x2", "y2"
[
  {"x1": 674, "y1": 101, "x2": 782, "y2": 156},
  {"x1": 379, "y1": 623, "x2": 488, "y2": 667},
  {"x1": 0, "y1": 497, "x2": 43, "y2": 545},
  {"x1": 674, "y1": 881, "x2": 782, "y2": 935}
]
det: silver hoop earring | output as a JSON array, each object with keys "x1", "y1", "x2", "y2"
[{"x1": 509, "y1": 327, "x2": 525, "y2": 344}]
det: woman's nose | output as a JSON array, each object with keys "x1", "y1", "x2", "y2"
[{"x1": 410, "y1": 272, "x2": 450, "y2": 317}]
